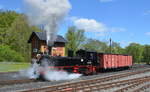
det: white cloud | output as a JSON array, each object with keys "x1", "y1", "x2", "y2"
[
  {"x1": 144, "y1": 10, "x2": 150, "y2": 15},
  {"x1": 73, "y1": 18, "x2": 107, "y2": 33},
  {"x1": 70, "y1": 17, "x2": 126, "y2": 37},
  {"x1": 99, "y1": 0, "x2": 113, "y2": 3},
  {"x1": 146, "y1": 32, "x2": 150, "y2": 36},
  {"x1": 69, "y1": 16, "x2": 78, "y2": 21}
]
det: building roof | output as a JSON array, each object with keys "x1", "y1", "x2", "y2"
[{"x1": 28, "y1": 32, "x2": 67, "y2": 43}]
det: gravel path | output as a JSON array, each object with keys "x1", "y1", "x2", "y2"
[{"x1": 0, "y1": 72, "x2": 29, "y2": 81}]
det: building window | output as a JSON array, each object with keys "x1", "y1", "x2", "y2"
[{"x1": 33, "y1": 48, "x2": 38, "y2": 53}]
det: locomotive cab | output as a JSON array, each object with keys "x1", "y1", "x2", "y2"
[{"x1": 76, "y1": 49, "x2": 99, "y2": 66}]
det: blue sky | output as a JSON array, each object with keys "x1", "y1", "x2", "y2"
[{"x1": 0, "y1": 0, "x2": 150, "y2": 47}]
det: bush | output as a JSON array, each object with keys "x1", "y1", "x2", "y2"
[{"x1": 0, "y1": 45, "x2": 25, "y2": 62}]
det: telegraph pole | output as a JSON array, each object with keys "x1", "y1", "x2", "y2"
[{"x1": 110, "y1": 38, "x2": 112, "y2": 54}]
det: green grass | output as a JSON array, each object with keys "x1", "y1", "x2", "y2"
[{"x1": 0, "y1": 62, "x2": 30, "y2": 72}]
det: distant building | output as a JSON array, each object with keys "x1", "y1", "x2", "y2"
[{"x1": 28, "y1": 32, "x2": 67, "y2": 58}]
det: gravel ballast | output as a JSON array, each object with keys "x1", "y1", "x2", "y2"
[{"x1": 0, "y1": 64, "x2": 149, "y2": 92}]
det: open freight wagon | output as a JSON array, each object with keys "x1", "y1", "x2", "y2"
[{"x1": 98, "y1": 53, "x2": 132, "y2": 70}]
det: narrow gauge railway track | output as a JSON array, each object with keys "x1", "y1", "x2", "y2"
[
  {"x1": 0, "y1": 79, "x2": 37, "y2": 86},
  {"x1": 20, "y1": 68, "x2": 150, "y2": 92},
  {"x1": 74, "y1": 76, "x2": 150, "y2": 92},
  {"x1": 115, "y1": 80, "x2": 150, "y2": 92}
]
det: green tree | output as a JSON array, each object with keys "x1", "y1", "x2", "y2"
[
  {"x1": 0, "y1": 10, "x2": 19, "y2": 44},
  {"x1": 142, "y1": 45, "x2": 150, "y2": 64},
  {"x1": 65, "y1": 26, "x2": 85, "y2": 55},
  {"x1": 6, "y1": 15, "x2": 41, "y2": 62},
  {"x1": 0, "y1": 10, "x2": 42, "y2": 62},
  {"x1": 0, "y1": 45, "x2": 24, "y2": 62},
  {"x1": 82, "y1": 39, "x2": 108, "y2": 53},
  {"x1": 125, "y1": 43, "x2": 143, "y2": 63},
  {"x1": 105, "y1": 41, "x2": 125, "y2": 54}
]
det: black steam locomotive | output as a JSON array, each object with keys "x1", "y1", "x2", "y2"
[{"x1": 38, "y1": 49, "x2": 99, "y2": 75}]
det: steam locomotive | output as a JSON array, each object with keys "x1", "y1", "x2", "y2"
[{"x1": 37, "y1": 49, "x2": 133, "y2": 75}]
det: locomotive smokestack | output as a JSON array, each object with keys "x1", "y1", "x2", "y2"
[
  {"x1": 48, "y1": 43, "x2": 53, "y2": 47},
  {"x1": 48, "y1": 42, "x2": 53, "y2": 55}
]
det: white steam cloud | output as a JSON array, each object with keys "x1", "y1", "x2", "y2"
[
  {"x1": 24, "y1": 0, "x2": 71, "y2": 45},
  {"x1": 19, "y1": 62, "x2": 40, "y2": 79},
  {"x1": 44, "y1": 69, "x2": 81, "y2": 81},
  {"x1": 19, "y1": 61, "x2": 81, "y2": 81}
]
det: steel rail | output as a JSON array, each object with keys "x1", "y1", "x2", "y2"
[{"x1": 54, "y1": 76, "x2": 150, "y2": 92}]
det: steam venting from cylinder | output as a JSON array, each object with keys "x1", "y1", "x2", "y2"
[
  {"x1": 19, "y1": 60, "x2": 81, "y2": 81},
  {"x1": 23, "y1": 0, "x2": 71, "y2": 45}
]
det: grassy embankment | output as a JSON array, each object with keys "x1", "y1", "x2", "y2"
[{"x1": 0, "y1": 62, "x2": 30, "y2": 72}]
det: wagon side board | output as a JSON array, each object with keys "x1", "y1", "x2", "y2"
[{"x1": 98, "y1": 53, "x2": 132, "y2": 69}]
